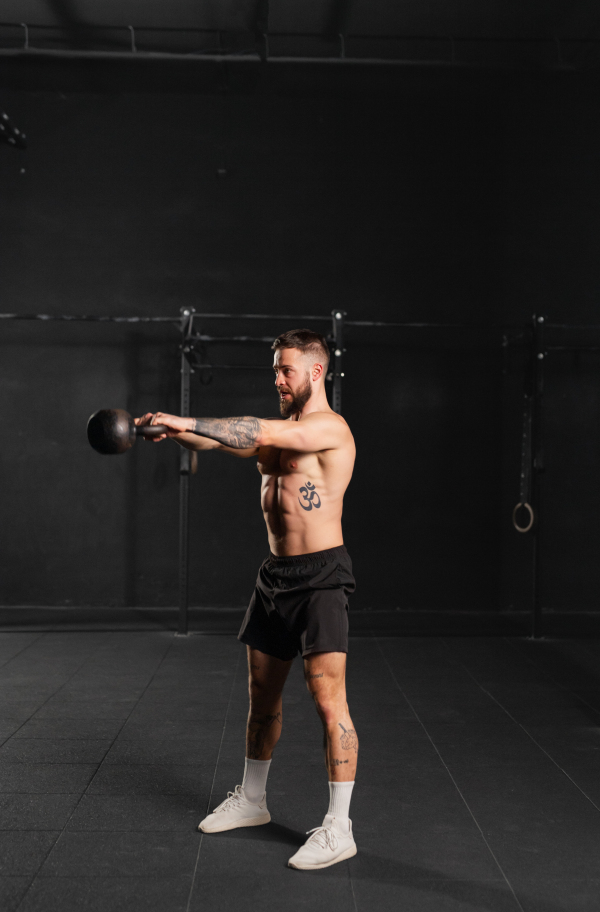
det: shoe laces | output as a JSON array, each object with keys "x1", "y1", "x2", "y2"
[
  {"x1": 214, "y1": 785, "x2": 244, "y2": 813},
  {"x1": 305, "y1": 826, "x2": 338, "y2": 851}
]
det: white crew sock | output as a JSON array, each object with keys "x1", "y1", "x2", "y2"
[
  {"x1": 326, "y1": 781, "x2": 355, "y2": 825},
  {"x1": 241, "y1": 757, "x2": 271, "y2": 805}
]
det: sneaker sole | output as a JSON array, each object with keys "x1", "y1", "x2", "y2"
[
  {"x1": 288, "y1": 844, "x2": 357, "y2": 870},
  {"x1": 198, "y1": 813, "x2": 271, "y2": 834}
]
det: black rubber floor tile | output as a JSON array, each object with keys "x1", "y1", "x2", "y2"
[
  {"x1": 0, "y1": 739, "x2": 112, "y2": 764},
  {"x1": 65, "y1": 794, "x2": 206, "y2": 831},
  {"x1": 445, "y1": 646, "x2": 554, "y2": 687},
  {"x1": 355, "y1": 828, "x2": 503, "y2": 884},
  {"x1": 0, "y1": 830, "x2": 59, "y2": 875},
  {"x1": 0, "y1": 720, "x2": 24, "y2": 741},
  {"x1": 483, "y1": 829, "x2": 600, "y2": 882},
  {"x1": 127, "y1": 702, "x2": 230, "y2": 723},
  {"x1": 139, "y1": 686, "x2": 236, "y2": 705},
  {"x1": 514, "y1": 877, "x2": 600, "y2": 912},
  {"x1": 0, "y1": 683, "x2": 70, "y2": 702},
  {"x1": 524, "y1": 723, "x2": 600, "y2": 768},
  {"x1": 86, "y1": 763, "x2": 213, "y2": 795},
  {"x1": 55, "y1": 681, "x2": 149, "y2": 701},
  {"x1": 423, "y1": 722, "x2": 551, "y2": 769},
  {"x1": 41, "y1": 830, "x2": 199, "y2": 877},
  {"x1": 349, "y1": 858, "x2": 519, "y2": 912},
  {"x1": 0, "y1": 876, "x2": 32, "y2": 912},
  {"x1": 0, "y1": 763, "x2": 97, "y2": 794},
  {"x1": 18, "y1": 876, "x2": 192, "y2": 912},
  {"x1": 33, "y1": 700, "x2": 138, "y2": 721},
  {"x1": 116, "y1": 718, "x2": 223, "y2": 741},
  {"x1": 483, "y1": 684, "x2": 600, "y2": 726},
  {"x1": 0, "y1": 702, "x2": 43, "y2": 721},
  {"x1": 561, "y1": 762, "x2": 600, "y2": 803},
  {"x1": 514, "y1": 640, "x2": 600, "y2": 691},
  {"x1": 0, "y1": 794, "x2": 80, "y2": 829},
  {"x1": 188, "y1": 836, "x2": 354, "y2": 911},
  {"x1": 103, "y1": 739, "x2": 217, "y2": 765},
  {"x1": 13, "y1": 719, "x2": 124, "y2": 740}
]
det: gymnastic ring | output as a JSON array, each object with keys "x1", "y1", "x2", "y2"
[{"x1": 512, "y1": 502, "x2": 534, "y2": 533}]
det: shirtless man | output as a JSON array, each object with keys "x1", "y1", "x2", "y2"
[{"x1": 136, "y1": 329, "x2": 357, "y2": 870}]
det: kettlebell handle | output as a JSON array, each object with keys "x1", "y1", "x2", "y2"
[{"x1": 136, "y1": 424, "x2": 169, "y2": 438}]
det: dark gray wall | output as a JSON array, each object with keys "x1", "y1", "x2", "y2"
[{"x1": 1, "y1": 66, "x2": 599, "y2": 614}]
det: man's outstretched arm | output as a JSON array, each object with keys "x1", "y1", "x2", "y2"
[
  {"x1": 134, "y1": 413, "x2": 260, "y2": 457},
  {"x1": 147, "y1": 411, "x2": 346, "y2": 452}
]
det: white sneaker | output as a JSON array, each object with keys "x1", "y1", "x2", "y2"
[
  {"x1": 288, "y1": 815, "x2": 357, "y2": 870},
  {"x1": 198, "y1": 785, "x2": 271, "y2": 833}
]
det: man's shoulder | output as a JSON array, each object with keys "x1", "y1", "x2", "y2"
[{"x1": 303, "y1": 409, "x2": 352, "y2": 433}]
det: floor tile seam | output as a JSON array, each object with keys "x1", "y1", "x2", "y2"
[
  {"x1": 504, "y1": 636, "x2": 600, "y2": 718},
  {"x1": 12, "y1": 632, "x2": 177, "y2": 911},
  {"x1": 0, "y1": 635, "x2": 128, "y2": 753},
  {"x1": 186, "y1": 646, "x2": 243, "y2": 912},
  {"x1": 0, "y1": 633, "x2": 46, "y2": 673},
  {"x1": 374, "y1": 637, "x2": 526, "y2": 912},
  {"x1": 443, "y1": 640, "x2": 600, "y2": 817}
]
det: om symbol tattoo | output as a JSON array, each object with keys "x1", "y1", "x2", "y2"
[{"x1": 298, "y1": 481, "x2": 321, "y2": 512}]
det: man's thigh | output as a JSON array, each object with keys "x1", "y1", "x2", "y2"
[
  {"x1": 303, "y1": 651, "x2": 347, "y2": 700},
  {"x1": 247, "y1": 646, "x2": 293, "y2": 697}
]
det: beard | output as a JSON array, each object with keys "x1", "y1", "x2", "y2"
[{"x1": 279, "y1": 372, "x2": 312, "y2": 418}]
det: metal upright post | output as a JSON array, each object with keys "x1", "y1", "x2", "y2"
[
  {"x1": 331, "y1": 310, "x2": 345, "y2": 415},
  {"x1": 531, "y1": 314, "x2": 546, "y2": 638},
  {"x1": 178, "y1": 307, "x2": 195, "y2": 636}
]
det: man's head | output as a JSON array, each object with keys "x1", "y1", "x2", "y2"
[{"x1": 271, "y1": 329, "x2": 330, "y2": 418}]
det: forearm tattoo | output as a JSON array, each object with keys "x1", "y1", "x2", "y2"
[
  {"x1": 247, "y1": 711, "x2": 282, "y2": 759},
  {"x1": 190, "y1": 417, "x2": 262, "y2": 449}
]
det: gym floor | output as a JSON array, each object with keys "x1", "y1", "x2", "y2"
[{"x1": 0, "y1": 631, "x2": 598, "y2": 912}]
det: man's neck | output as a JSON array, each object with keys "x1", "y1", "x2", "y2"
[{"x1": 296, "y1": 391, "x2": 331, "y2": 421}]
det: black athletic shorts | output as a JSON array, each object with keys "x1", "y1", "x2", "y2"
[{"x1": 237, "y1": 545, "x2": 356, "y2": 662}]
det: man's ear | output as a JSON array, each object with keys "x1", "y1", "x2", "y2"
[{"x1": 312, "y1": 362, "x2": 324, "y2": 381}]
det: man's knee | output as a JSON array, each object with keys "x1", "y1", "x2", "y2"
[
  {"x1": 249, "y1": 673, "x2": 285, "y2": 710},
  {"x1": 309, "y1": 686, "x2": 348, "y2": 727}
]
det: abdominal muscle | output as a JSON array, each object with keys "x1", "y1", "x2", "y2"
[{"x1": 261, "y1": 472, "x2": 344, "y2": 557}]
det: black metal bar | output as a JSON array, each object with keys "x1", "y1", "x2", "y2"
[
  {"x1": 0, "y1": 312, "x2": 531, "y2": 330},
  {"x1": 0, "y1": 46, "x2": 580, "y2": 72},
  {"x1": 0, "y1": 313, "x2": 178, "y2": 322},
  {"x1": 331, "y1": 310, "x2": 345, "y2": 414},
  {"x1": 546, "y1": 323, "x2": 600, "y2": 330},
  {"x1": 188, "y1": 313, "x2": 331, "y2": 322},
  {"x1": 531, "y1": 314, "x2": 546, "y2": 639},
  {"x1": 177, "y1": 307, "x2": 195, "y2": 637},
  {"x1": 2, "y1": 25, "x2": 595, "y2": 43},
  {"x1": 190, "y1": 335, "x2": 276, "y2": 343},
  {"x1": 344, "y1": 320, "x2": 526, "y2": 329},
  {"x1": 189, "y1": 363, "x2": 272, "y2": 370},
  {"x1": 546, "y1": 345, "x2": 600, "y2": 352}
]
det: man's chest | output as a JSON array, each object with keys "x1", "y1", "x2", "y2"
[{"x1": 257, "y1": 446, "x2": 319, "y2": 478}]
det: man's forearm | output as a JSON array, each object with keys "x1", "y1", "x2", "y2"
[
  {"x1": 173, "y1": 431, "x2": 220, "y2": 452},
  {"x1": 190, "y1": 417, "x2": 264, "y2": 449}
]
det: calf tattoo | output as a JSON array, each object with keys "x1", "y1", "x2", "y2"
[
  {"x1": 338, "y1": 722, "x2": 358, "y2": 753},
  {"x1": 298, "y1": 481, "x2": 321, "y2": 511},
  {"x1": 247, "y1": 711, "x2": 282, "y2": 759},
  {"x1": 191, "y1": 417, "x2": 262, "y2": 449}
]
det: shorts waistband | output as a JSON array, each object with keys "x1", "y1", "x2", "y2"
[{"x1": 268, "y1": 545, "x2": 348, "y2": 566}]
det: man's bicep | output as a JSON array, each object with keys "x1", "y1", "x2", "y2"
[
  {"x1": 218, "y1": 445, "x2": 260, "y2": 459},
  {"x1": 264, "y1": 416, "x2": 343, "y2": 452}
]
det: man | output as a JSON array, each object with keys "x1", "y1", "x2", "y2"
[{"x1": 136, "y1": 328, "x2": 357, "y2": 871}]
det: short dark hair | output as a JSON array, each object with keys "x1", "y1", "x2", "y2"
[{"x1": 271, "y1": 329, "x2": 330, "y2": 370}]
